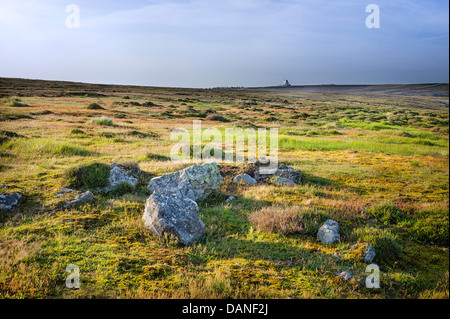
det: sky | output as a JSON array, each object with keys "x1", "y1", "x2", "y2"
[{"x1": 0, "y1": 0, "x2": 448, "y2": 88}]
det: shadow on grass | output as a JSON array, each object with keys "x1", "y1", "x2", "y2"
[{"x1": 301, "y1": 172, "x2": 334, "y2": 187}]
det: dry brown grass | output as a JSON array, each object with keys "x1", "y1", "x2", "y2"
[{"x1": 248, "y1": 205, "x2": 304, "y2": 235}]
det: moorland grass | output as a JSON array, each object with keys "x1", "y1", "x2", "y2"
[
  {"x1": 278, "y1": 135, "x2": 448, "y2": 156},
  {"x1": 1, "y1": 138, "x2": 92, "y2": 157},
  {"x1": 0, "y1": 79, "x2": 448, "y2": 299}
]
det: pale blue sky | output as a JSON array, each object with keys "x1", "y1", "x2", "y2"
[{"x1": 0, "y1": 0, "x2": 448, "y2": 87}]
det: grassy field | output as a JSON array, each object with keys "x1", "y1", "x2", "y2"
[{"x1": 0, "y1": 78, "x2": 448, "y2": 299}]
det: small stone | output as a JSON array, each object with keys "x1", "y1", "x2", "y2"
[
  {"x1": 364, "y1": 245, "x2": 376, "y2": 263},
  {"x1": 225, "y1": 196, "x2": 236, "y2": 203},
  {"x1": 64, "y1": 191, "x2": 94, "y2": 208},
  {"x1": 54, "y1": 193, "x2": 65, "y2": 197},
  {"x1": 317, "y1": 219, "x2": 340, "y2": 244},
  {"x1": 233, "y1": 174, "x2": 257, "y2": 185},
  {"x1": 336, "y1": 271, "x2": 352, "y2": 281},
  {"x1": 60, "y1": 187, "x2": 75, "y2": 193}
]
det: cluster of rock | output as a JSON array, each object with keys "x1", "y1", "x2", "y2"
[
  {"x1": 59, "y1": 162, "x2": 141, "y2": 208},
  {"x1": 3, "y1": 160, "x2": 380, "y2": 285},
  {"x1": 142, "y1": 162, "x2": 223, "y2": 245},
  {"x1": 233, "y1": 164, "x2": 302, "y2": 187}
]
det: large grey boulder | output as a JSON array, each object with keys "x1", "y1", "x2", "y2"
[
  {"x1": 147, "y1": 162, "x2": 223, "y2": 202},
  {"x1": 317, "y1": 219, "x2": 340, "y2": 244},
  {"x1": 142, "y1": 192, "x2": 204, "y2": 245},
  {"x1": 0, "y1": 193, "x2": 22, "y2": 210},
  {"x1": 233, "y1": 174, "x2": 257, "y2": 185},
  {"x1": 64, "y1": 191, "x2": 94, "y2": 208},
  {"x1": 108, "y1": 163, "x2": 141, "y2": 189}
]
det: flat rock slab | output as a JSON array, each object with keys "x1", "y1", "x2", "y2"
[
  {"x1": 273, "y1": 177, "x2": 295, "y2": 186},
  {"x1": 64, "y1": 191, "x2": 94, "y2": 208},
  {"x1": 0, "y1": 193, "x2": 22, "y2": 210},
  {"x1": 142, "y1": 192, "x2": 204, "y2": 245},
  {"x1": 233, "y1": 174, "x2": 257, "y2": 185},
  {"x1": 255, "y1": 164, "x2": 302, "y2": 184},
  {"x1": 147, "y1": 162, "x2": 223, "y2": 202}
]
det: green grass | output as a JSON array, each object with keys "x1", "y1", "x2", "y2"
[
  {"x1": 350, "y1": 226, "x2": 403, "y2": 265},
  {"x1": 64, "y1": 163, "x2": 111, "y2": 189},
  {"x1": 366, "y1": 201, "x2": 405, "y2": 225},
  {"x1": 1, "y1": 138, "x2": 93, "y2": 157},
  {"x1": 411, "y1": 208, "x2": 449, "y2": 246},
  {"x1": 278, "y1": 135, "x2": 448, "y2": 156}
]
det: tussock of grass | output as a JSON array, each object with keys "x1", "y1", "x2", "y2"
[
  {"x1": 144, "y1": 152, "x2": 171, "y2": 161},
  {"x1": 206, "y1": 114, "x2": 230, "y2": 122},
  {"x1": 366, "y1": 201, "x2": 405, "y2": 225},
  {"x1": 71, "y1": 129, "x2": 85, "y2": 135},
  {"x1": 64, "y1": 162, "x2": 111, "y2": 189},
  {"x1": 128, "y1": 130, "x2": 159, "y2": 139},
  {"x1": 9, "y1": 97, "x2": 29, "y2": 107},
  {"x1": 88, "y1": 117, "x2": 116, "y2": 126},
  {"x1": 86, "y1": 103, "x2": 105, "y2": 110}
]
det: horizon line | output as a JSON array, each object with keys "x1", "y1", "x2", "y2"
[{"x1": 0, "y1": 76, "x2": 449, "y2": 90}]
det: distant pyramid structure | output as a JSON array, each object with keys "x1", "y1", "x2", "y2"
[{"x1": 281, "y1": 79, "x2": 291, "y2": 87}]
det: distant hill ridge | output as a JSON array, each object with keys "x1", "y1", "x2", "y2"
[{"x1": 0, "y1": 77, "x2": 448, "y2": 97}]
